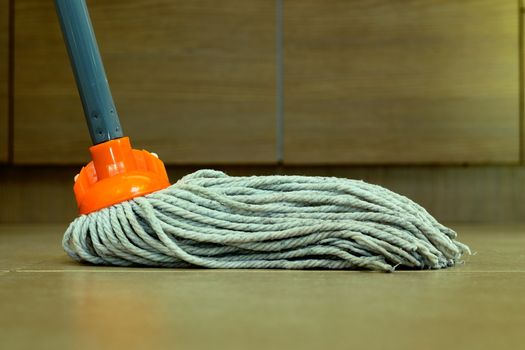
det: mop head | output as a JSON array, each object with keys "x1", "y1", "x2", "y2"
[{"x1": 63, "y1": 169, "x2": 470, "y2": 272}]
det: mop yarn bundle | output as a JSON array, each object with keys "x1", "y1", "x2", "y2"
[
  {"x1": 57, "y1": 2, "x2": 469, "y2": 272},
  {"x1": 63, "y1": 169, "x2": 470, "y2": 272}
]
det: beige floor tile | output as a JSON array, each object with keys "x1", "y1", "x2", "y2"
[
  {"x1": 1, "y1": 223, "x2": 525, "y2": 349},
  {"x1": 0, "y1": 224, "x2": 69, "y2": 270},
  {"x1": 1, "y1": 270, "x2": 524, "y2": 350},
  {"x1": 443, "y1": 223, "x2": 525, "y2": 273}
]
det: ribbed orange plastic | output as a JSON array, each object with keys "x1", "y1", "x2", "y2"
[{"x1": 74, "y1": 137, "x2": 170, "y2": 214}]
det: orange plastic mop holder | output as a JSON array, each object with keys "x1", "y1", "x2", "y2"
[{"x1": 74, "y1": 137, "x2": 170, "y2": 214}]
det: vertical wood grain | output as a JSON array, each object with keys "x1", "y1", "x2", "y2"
[
  {"x1": 1, "y1": 165, "x2": 525, "y2": 223},
  {"x1": 14, "y1": 0, "x2": 276, "y2": 164},
  {"x1": 284, "y1": 0, "x2": 520, "y2": 165},
  {"x1": 0, "y1": 0, "x2": 8, "y2": 162},
  {"x1": 518, "y1": 0, "x2": 525, "y2": 165}
]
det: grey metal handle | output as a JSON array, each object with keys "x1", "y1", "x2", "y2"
[{"x1": 55, "y1": 0, "x2": 123, "y2": 145}]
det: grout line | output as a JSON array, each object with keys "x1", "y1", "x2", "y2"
[
  {"x1": 12, "y1": 269, "x2": 310, "y2": 273},
  {"x1": 8, "y1": 269, "x2": 525, "y2": 274},
  {"x1": 275, "y1": 0, "x2": 284, "y2": 164},
  {"x1": 519, "y1": 0, "x2": 524, "y2": 164},
  {"x1": 7, "y1": 0, "x2": 14, "y2": 164}
]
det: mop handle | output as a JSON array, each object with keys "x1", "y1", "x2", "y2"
[{"x1": 55, "y1": 0, "x2": 123, "y2": 145}]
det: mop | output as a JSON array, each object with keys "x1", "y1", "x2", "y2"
[{"x1": 57, "y1": 0, "x2": 470, "y2": 272}]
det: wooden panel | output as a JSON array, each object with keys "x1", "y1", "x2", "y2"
[
  {"x1": 14, "y1": 0, "x2": 276, "y2": 164},
  {"x1": 0, "y1": 0, "x2": 8, "y2": 162},
  {"x1": 284, "y1": 0, "x2": 520, "y2": 164},
  {"x1": 522, "y1": 0, "x2": 525, "y2": 165},
  {"x1": 1, "y1": 165, "x2": 525, "y2": 223}
]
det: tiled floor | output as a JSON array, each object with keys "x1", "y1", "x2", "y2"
[{"x1": 0, "y1": 224, "x2": 524, "y2": 350}]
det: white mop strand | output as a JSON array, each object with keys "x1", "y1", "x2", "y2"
[{"x1": 63, "y1": 169, "x2": 470, "y2": 272}]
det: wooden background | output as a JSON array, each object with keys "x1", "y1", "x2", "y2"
[
  {"x1": 0, "y1": 0, "x2": 8, "y2": 162},
  {"x1": 14, "y1": 0, "x2": 276, "y2": 164},
  {"x1": 283, "y1": 0, "x2": 519, "y2": 164},
  {"x1": 1, "y1": 0, "x2": 524, "y2": 223},
  {"x1": 1, "y1": 165, "x2": 524, "y2": 223}
]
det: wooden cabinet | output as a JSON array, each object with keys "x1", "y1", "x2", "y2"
[
  {"x1": 283, "y1": 0, "x2": 520, "y2": 164},
  {"x1": 0, "y1": 0, "x2": 8, "y2": 162},
  {"x1": 14, "y1": 0, "x2": 276, "y2": 164}
]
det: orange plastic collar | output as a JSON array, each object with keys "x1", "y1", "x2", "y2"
[{"x1": 74, "y1": 137, "x2": 170, "y2": 214}]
